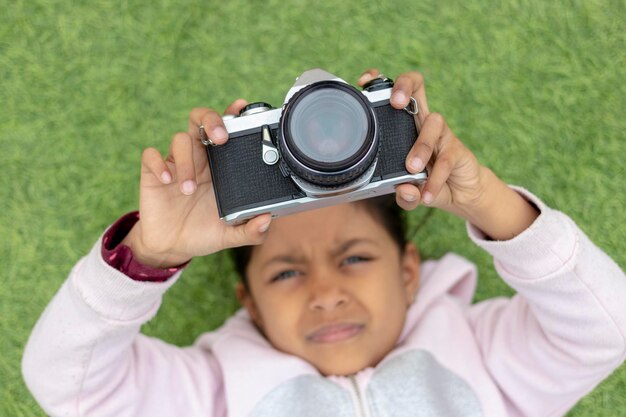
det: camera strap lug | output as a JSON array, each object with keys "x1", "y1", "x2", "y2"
[
  {"x1": 199, "y1": 124, "x2": 215, "y2": 146},
  {"x1": 404, "y1": 96, "x2": 419, "y2": 115},
  {"x1": 261, "y1": 125, "x2": 280, "y2": 165}
]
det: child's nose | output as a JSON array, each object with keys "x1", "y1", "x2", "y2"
[{"x1": 307, "y1": 273, "x2": 350, "y2": 312}]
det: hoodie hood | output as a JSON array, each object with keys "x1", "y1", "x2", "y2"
[{"x1": 195, "y1": 253, "x2": 479, "y2": 417}]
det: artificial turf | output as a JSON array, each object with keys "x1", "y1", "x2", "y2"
[{"x1": 1, "y1": 0, "x2": 624, "y2": 415}]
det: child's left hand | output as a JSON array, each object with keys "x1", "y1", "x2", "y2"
[{"x1": 358, "y1": 69, "x2": 539, "y2": 240}]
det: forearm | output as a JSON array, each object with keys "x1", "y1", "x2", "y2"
[
  {"x1": 468, "y1": 190, "x2": 626, "y2": 416},
  {"x1": 458, "y1": 167, "x2": 539, "y2": 241},
  {"x1": 22, "y1": 239, "x2": 181, "y2": 416}
]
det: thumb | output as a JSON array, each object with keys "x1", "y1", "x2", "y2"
[{"x1": 222, "y1": 214, "x2": 272, "y2": 249}]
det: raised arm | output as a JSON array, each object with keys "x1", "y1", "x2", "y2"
[
  {"x1": 22, "y1": 100, "x2": 270, "y2": 416},
  {"x1": 466, "y1": 190, "x2": 626, "y2": 416},
  {"x1": 363, "y1": 68, "x2": 626, "y2": 416}
]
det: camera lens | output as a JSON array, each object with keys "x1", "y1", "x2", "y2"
[
  {"x1": 289, "y1": 89, "x2": 367, "y2": 164},
  {"x1": 280, "y1": 81, "x2": 378, "y2": 187}
]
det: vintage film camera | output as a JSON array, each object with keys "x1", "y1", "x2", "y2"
[{"x1": 203, "y1": 69, "x2": 428, "y2": 224}]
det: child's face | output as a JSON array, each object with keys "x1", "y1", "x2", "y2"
[{"x1": 237, "y1": 202, "x2": 420, "y2": 376}]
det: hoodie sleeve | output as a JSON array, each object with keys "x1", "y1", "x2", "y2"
[
  {"x1": 466, "y1": 187, "x2": 626, "y2": 417},
  {"x1": 21, "y1": 237, "x2": 225, "y2": 417}
]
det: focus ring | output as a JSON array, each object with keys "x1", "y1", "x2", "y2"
[{"x1": 278, "y1": 81, "x2": 379, "y2": 187}]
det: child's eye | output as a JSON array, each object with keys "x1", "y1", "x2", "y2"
[
  {"x1": 342, "y1": 256, "x2": 371, "y2": 266},
  {"x1": 271, "y1": 270, "x2": 300, "y2": 282}
]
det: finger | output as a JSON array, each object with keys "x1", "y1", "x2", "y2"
[
  {"x1": 391, "y1": 71, "x2": 430, "y2": 126},
  {"x1": 420, "y1": 146, "x2": 459, "y2": 206},
  {"x1": 168, "y1": 132, "x2": 197, "y2": 195},
  {"x1": 189, "y1": 107, "x2": 229, "y2": 146},
  {"x1": 395, "y1": 183, "x2": 422, "y2": 211},
  {"x1": 357, "y1": 68, "x2": 381, "y2": 86},
  {"x1": 223, "y1": 98, "x2": 249, "y2": 116},
  {"x1": 222, "y1": 213, "x2": 273, "y2": 248},
  {"x1": 405, "y1": 112, "x2": 446, "y2": 174},
  {"x1": 141, "y1": 147, "x2": 172, "y2": 185}
]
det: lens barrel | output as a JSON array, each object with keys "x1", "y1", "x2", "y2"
[{"x1": 279, "y1": 81, "x2": 378, "y2": 187}]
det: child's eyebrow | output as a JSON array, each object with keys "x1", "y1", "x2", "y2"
[
  {"x1": 331, "y1": 238, "x2": 379, "y2": 258},
  {"x1": 261, "y1": 238, "x2": 379, "y2": 269},
  {"x1": 262, "y1": 254, "x2": 305, "y2": 269}
]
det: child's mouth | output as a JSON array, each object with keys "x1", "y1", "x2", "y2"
[{"x1": 306, "y1": 323, "x2": 365, "y2": 343}]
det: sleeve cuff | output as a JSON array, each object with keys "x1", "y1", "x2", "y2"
[
  {"x1": 101, "y1": 212, "x2": 189, "y2": 282},
  {"x1": 467, "y1": 186, "x2": 579, "y2": 279}
]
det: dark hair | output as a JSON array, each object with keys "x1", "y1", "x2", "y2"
[{"x1": 231, "y1": 195, "x2": 407, "y2": 292}]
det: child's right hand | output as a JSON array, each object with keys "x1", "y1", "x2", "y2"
[{"x1": 120, "y1": 100, "x2": 272, "y2": 268}]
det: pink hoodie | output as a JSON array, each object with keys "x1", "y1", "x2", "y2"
[{"x1": 22, "y1": 188, "x2": 626, "y2": 416}]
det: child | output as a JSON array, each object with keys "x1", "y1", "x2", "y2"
[{"x1": 22, "y1": 70, "x2": 626, "y2": 417}]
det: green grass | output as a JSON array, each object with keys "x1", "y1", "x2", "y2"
[{"x1": 1, "y1": 0, "x2": 625, "y2": 415}]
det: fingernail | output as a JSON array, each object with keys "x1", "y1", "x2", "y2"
[
  {"x1": 358, "y1": 73, "x2": 374, "y2": 85},
  {"x1": 161, "y1": 171, "x2": 172, "y2": 184},
  {"x1": 422, "y1": 191, "x2": 433, "y2": 204},
  {"x1": 401, "y1": 192, "x2": 417, "y2": 202},
  {"x1": 212, "y1": 127, "x2": 228, "y2": 141},
  {"x1": 258, "y1": 220, "x2": 271, "y2": 233},
  {"x1": 409, "y1": 157, "x2": 424, "y2": 173},
  {"x1": 181, "y1": 180, "x2": 196, "y2": 195},
  {"x1": 392, "y1": 91, "x2": 407, "y2": 105}
]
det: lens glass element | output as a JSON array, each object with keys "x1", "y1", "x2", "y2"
[{"x1": 288, "y1": 88, "x2": 369, "y2": 164}]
